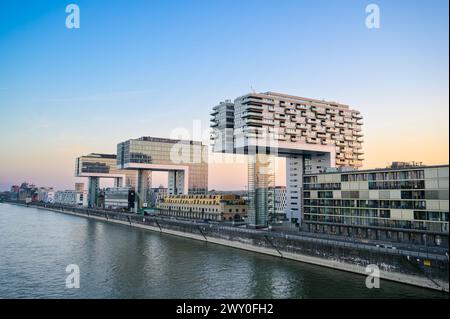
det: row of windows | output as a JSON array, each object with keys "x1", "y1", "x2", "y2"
[
  {"x1": 304, "y1": 170, "x2": 425, "y2": 184},
  {"x1": 303, "y1": 180, "x2": 426, "y2": 191},
  {"x1": 368, "y1": 180, "x2": 425, "y2": 190},
  {"x1": 304, "y1": 207, "x2": 391, "y2": 218},
  {"x1": 303, "y1": 199, "x2": 427, "y2": 210},
  {"x1": 303, "y1": 214, "x2": 448, "y2": 232},
  {"x1": 341, "y1": 170, "x2": 424, "y2": 182},
  {"x1": 304, "y1": 190, "x2": 448, "y2": 200},
  {"x1": 304, "y1": 183, "x2": 341, "y2": 191},
  {"x1": 158, "y1": 205, "x2": 246, "y2": 213},
  {"x1": 304, "y1": 207, "x2": 449, "y2": 222}
]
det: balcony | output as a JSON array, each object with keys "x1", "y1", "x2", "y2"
[
  {"x1": 352, "y1": 112, "x2": 363, "y2": 120},
  {"x1": 349, "y1": 160, "x2": 363, "y2": 167},
  {"x1": 244, "y1": 103, "x2": 264, "y2": 112},
  {"x1": 315, "y1": 126, "x2": 326, "y2": 133},
  {"x1": 305, "y1": 111, "x2": 316, "y2": 119},
  {"x1": 326, "y1": 127, "x2": 339, "y2": 133},
  {"x1": 307, "y1": 137, "x2": 318, "y2": 144},
  {"x1": 244, "y1": 118, "x2": 263, "y2": 127},
  {"x1": 286, "y1": 128, "x2": 298, "y2": 135},
  {"x1": 274, "y1": 113, "x2": 287, "y2": 120},
  {"x1": 242, "y1": 111, "x2": 263, "y2": 119},
  {"x1": 333, "y1": 134, "x2": 344, "y2": 141},
  {"x1": 326, "y1": 108, "x2": 338, "y2": 115},
  {"x1": 286, "y1": 108, "x2": 297, "y2": 115},
  {"x1": 315, "y1": 107, "x2": 327, "y2": 115},
  {"x1": 303, "y1": 131, "x2": 316, "y2": 138},
  {"x1": 344, "y1": 136, "x2": 354, "y2": 142},
  {"x1": 275, "y1": 134, "x2": 287, "y2": 141},
  {"x1": 296, "y1": 104, "x2": 308, "y2": 110},
  {"x1": 262, "y1": 119, "x2": 275, "y2": 126}
]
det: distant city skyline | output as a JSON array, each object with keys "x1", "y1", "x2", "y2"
[{"x1": 1, "y1": 0, "x2": 448, "y2": 191}]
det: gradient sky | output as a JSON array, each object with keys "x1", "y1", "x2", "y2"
[{"x1": 0, "y1": 0, "x2": 448, "y2": 191}]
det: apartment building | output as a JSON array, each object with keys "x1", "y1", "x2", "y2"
[
  {"x1": 211, "y1": 92, "x2": 363, "y2": 227},
  {"x1": 157, "y1": 194, "x2": 248, "y2": 222},
  {"x1": 302, "y1": 164, "x2": 449, "y2": 247}
]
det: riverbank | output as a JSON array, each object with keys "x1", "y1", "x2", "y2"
[{"x1": 6, "y1": 202, "x2": 449, "y2": 293}]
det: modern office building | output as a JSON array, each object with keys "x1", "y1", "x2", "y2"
[
  {"x1": 273, "y1": 186, "x2": 287, "y2": 221},
  {"x1": 211, "y1": 92, "x2": 363, "y2": 227},
  {"x1": 117, "y1": 137, "x2": 208, "y2": 209},
  {"x1": 54, "y1": 190, "x2": 88, "y2": 207},
  {"x1": 156, "y1": 194, "x2": 247, "y2": 221},
  {"x1": 75, "y1": 153, "x2": 137, "y2": 208},
  {"x1": 302, "y1": 163, "x2": 449, "y2": 247},
  {"x1": 104, "y1": 187, "x2": 135, "y2": 210}
]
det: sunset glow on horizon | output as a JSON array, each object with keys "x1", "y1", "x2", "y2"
[{"x1": 0, "y1": 0, "x2": 448, "y2": 191}]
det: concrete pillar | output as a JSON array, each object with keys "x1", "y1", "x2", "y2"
[
  {"x1": 136, "y1": 170, "x2": 152, "y2": 209},
  {"x1": 247, "y1": 154, "x2": 275, "y2": 228},
  {"x1": 88, "y1": 177, "x2": 99, "y2": 208}
]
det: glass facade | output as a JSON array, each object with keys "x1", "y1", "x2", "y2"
[
  {"x1": 117, "y1": 137, "x2": 208, "y2": 194},
  {"x1": 302, "y1": 166, "x2": 450, "y2": 239}
]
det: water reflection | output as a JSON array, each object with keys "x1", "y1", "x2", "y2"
[{"x1": 0, "y1": 204, "x2": 446, "y2": 299}]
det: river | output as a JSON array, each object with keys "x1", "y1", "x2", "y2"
[{"x1": 0, "y1": 203, "x2": 446, "y2": 298}]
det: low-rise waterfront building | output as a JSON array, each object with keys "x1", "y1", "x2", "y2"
[
  {"x1": 302, "y1": 163, "x2": 449, "y2": 247},
  {"x1": 104, "y1": 187, "x2": 135, "y2": 210},
  {"x1": 18, "y1": 182, "x2": 37, "y2": 202},
  {"x1": 54, "y1": 190, "x2": 88, "y2": 207},
  {"x1": 157, "y1": 194, "x2": 248, "y2": 222},
  {"x1": 38, "y1": 187, "x2": 54, "y2": 202},
  {"x1": 148, "y1": 186, "x2": 168, "y2": 208}
]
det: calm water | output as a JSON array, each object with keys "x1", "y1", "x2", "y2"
[{"x1": 0, "y1": 203, "x2": 446, "y2": 299}]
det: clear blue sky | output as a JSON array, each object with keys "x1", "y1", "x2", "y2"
[{"x1": 0, "y1": 0, "x2": 448, "y2": 191}]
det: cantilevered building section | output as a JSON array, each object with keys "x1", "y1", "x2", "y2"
[
  {"x1": 117, "y1": 137, "x2": 208, "y2": 209},
  {"x1": 75, "y1": 153, "x2": 137, "y2": 208},
  {"x1": 211, "y1": 92, "x2": 364, "y2": 227}
]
